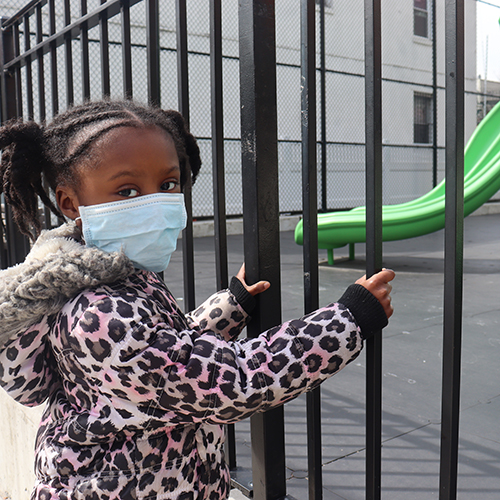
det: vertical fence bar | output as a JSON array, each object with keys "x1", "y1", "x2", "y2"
[
  {"x1": 1, "y1": 20, "x2": 29, "y2": 265},
  {"x1": 48, "y1": 0, "x2": 58, "y2": 115},
  {"x1": 36, "y1": 3, "x2": 50, "y2": 229},
  {"x1": 80, "y1": 0, "x2": 91, "y2": 100},
  {"x1": 64, "y1": 0, "x2": 74, "y2": 106},
  {"x1": 301, "y1": 1, "x2": 321, "y2": 499},
  {"x1": 100, "y1": 0, "x2": 110, "y2": 97},
  {"x1": 36, "y1": 4, "x2": 45, "y2": 122},
  {"x1": 239, "y1": 1, "x2": 287, "y2": 499},
  {"x1": 210, "y1": 0, "x2": 234, "y2": 470},
  {"x1": 0, "y1": 19, "x2": 16, "y2": 127},
  {"x1": 146, "y1": 0, "x2": 160, "y2": 106},
  {"x1": 121, "y1": 0, "x2": 133, "y2": 99},
  {"x1": 432, "y1": 0, "x2": 438, "y2": 188},
  {"x1": 364, "y1": 0, "x2": 383, "y2": 498},
  {"x1": 176, "y1": 0, "x2": 196, "y2": 312},
  {"x1": 319, "y1": 0, "x2": 327, "y2": 213},
  {"x1": 0, "y1": 18, "x2": 16, "y2": 269},
  {"x1": 24, "y1": 15, "x2": 34, "y2": 119},
  {"x1": 439, "y1": 1, "x2": 464, "y2": 498},
  {"x1": 210, "y1": 0, "x2": 228, "y2": 292},
  {"x1": 13, "y1": 23, "x2": 22, "y2": 118}
]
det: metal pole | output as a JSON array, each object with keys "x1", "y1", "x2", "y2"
[
  {"x1": 439, "y1": 1, "x2": 464, "y2": 498},
  {"x1": 146, "y1": 0, "x2": 160, "y2": 106},
  {"x1": 23, "y1": 15, "x2": 34, "y2": 120},
  {"x1": 121, "y1": 0, "x2": 133, "y2": 99},
  {"x1": 320, "y1": 0, "x2": 327, "y2": 212},
  {"x1": 0, "y1": 19, "x2": 29, "y2": 265},
  {"x1": 210, "y1": 0, "x2": 234, "y2": 471},
  {"x1": 364, "y1": 0, "x2": 383, "y2": 498},
  {"x1": 48, "y1": 0, "x2": 58, "y2": 115},
  {"x1": 301, "y1": 1, "x2": 322, "y2": 499},
  {"x1": 432, "y1": 0, "x2": 438, "y2": 188},
  {"x1": 100, "y1": 0, "x2": 110, "y2": 97},
  {"x1": 176, "y1": 0, "x2": 196, "y2": 313},
  {"x1": 36, "y1": 4, "x2": 45, "y2": 122},
  {"x1": 80, "y1": 0, "x2": 91, "y2": 100},
  {"x1": 239, "y1": 1, "x2": 287, "y2": 498},
  {"x1": 64, "y1": 0, "x2": 74, "y2": 106}
]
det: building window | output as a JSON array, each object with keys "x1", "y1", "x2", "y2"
[
  {"x1": 414, "y1": 0, "x2": 428, "y2": 38},
  {"x1": 414, "y1": 93, "x2": 433, "y2": 144}
]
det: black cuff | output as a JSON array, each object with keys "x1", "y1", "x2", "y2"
[
  {"x1": 338, "y1": 284, "x2": 388, "y2": 340},
  {"x1": 230, "y1": 276, "x2": 256, "y2": 315}
]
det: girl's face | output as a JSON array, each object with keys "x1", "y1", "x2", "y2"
[{"x1": 56, "y1": 125, "x2": 181, "y2": 220}]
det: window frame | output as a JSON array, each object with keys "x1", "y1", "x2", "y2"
[
  {"x1": 413, "y1": 0, "x2": 429, "y2": 38},
  {"x1": 413, "y1": 92, "x2": 433, "y2": 145}
]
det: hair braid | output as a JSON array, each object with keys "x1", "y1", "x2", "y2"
[{"x1": 0, "y1": 120, "x2": 62, "y2": 239}]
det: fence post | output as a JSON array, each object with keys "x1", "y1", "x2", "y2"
[
  {"x1": 300, "y1": 1, "x2": 322, "y2": 499},
  {"x1": 364, "y1": 0, "x2": 383, "y2": 498},
  {"x1": 176, "y1": 0, "x2": 196, "y2": 313},
  {"x1": 238, "y1": 1, "x2": 287, "y2": 498},
  {"x1": 146, "y1": 0, "x2": 160, "y2": 106},
  {"x1": 0, "y1": 18, "x2": 29, "y2": 266},
  {"x1": 439, "y1": 0, "x2": 464, "y2": 498}
]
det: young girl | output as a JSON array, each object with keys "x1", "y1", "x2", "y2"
[{"x1": 0, "y1": 99, "x2": 394, "y2": 500}]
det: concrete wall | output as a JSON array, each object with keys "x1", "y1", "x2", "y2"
[{"x1": 0, "y1": 390, "x2": 43, "y2": 500}]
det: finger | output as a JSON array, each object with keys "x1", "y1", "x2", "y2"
[
  {"x1": 355, "y1": 274, "x2": 367, "y2": 285},
  {"x1": 247, "y1": 280, "x2": 270, "y2": 296},
  {"x1": 378, "y1": 268, "x2": 396, "y2": 282},
  {"x1": 236, "y1": 263, "x2": 246, "y2": 281}
]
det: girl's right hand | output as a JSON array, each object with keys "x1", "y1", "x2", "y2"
[
  {"x1": 235, "y1": 264, "x2": 271, "y2": 297},
  {"x1": 355, "y1": 268, "x2": 395, "y2": 319}
]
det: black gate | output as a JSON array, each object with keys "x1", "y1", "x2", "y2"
[{"x1": 0, "y1": 1, "x2": 465, "y2": 499}]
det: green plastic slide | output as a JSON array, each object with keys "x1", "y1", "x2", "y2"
[{"x1": 295, "y1": 100, "x2": 500, "y2": 263}]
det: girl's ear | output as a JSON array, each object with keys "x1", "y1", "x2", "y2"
[{"x1": 55, "y1": 185, "x2": 81, "y2": 220}]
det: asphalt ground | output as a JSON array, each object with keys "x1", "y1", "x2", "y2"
[{"x1": 163, "y1": 212, "x2": 500, "y2": 500}]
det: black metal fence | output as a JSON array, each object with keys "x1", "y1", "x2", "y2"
[{"x1": 0, "y1": 0, "x2": 466, "y2": 499}]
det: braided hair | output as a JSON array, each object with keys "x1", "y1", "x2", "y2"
[{"x1": 0, "y1": 99, "x2": 201, "y2": 239}]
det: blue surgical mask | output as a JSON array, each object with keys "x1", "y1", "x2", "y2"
[{"x1": 78, "y1": 193, "x2": 187, "y2": 273}]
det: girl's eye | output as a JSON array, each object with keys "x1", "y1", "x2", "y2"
[
  {"x1": 161, "y1": 181, "x2": 179, "y2": 192},
  {"x1": 118, "y1": 188, "x2": 139, "y2": 197}
]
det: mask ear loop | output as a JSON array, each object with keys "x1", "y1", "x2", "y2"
[{"x1": 74, "y1": 216, "x2": 83, "y2": 235}]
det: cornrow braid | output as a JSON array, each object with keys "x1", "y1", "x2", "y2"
[{"x1": 0, "y1": 99, "x2": 202, "y2": 239}]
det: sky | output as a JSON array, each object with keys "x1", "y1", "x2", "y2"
[{"x1": 476, "y1": 0, "x2": 500, "y2": 81}]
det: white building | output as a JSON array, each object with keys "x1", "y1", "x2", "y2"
[{"x1": 0, "y1": 0, "x2": 489, "y2": 216}]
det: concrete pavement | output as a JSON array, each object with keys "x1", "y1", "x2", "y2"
[{"x1": 164, "y1": 210, "x2": 500, "y2": 500}]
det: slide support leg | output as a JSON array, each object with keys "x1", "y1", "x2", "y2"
[{"x1": 327, "y1": 248, "x2": 334, "y2": 265}]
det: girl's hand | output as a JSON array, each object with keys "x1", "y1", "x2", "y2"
[
  {"x1": 355, "y1": 268, "x2": 395, "y2": 319},
  {"x1": 236, "y1": 264, "x2": 271, "y2": 296}
]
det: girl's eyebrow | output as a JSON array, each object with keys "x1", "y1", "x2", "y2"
[{"x1": 107, "y1": 165, "x2": 180, "y2": 181}]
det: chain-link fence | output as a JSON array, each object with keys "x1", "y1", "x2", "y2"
[{"x1": 2, "y1": 0, "x2": 498, "y2": 218}]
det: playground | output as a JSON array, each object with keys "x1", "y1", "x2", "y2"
[
  {"x1": 165, "y1": 210, "x2": 500, "y2": 500},
  {"x1": 1, "y1": 0, "x2": 499, "y2": 498},
  {"x1": 295, "y1": 100, "x2": 500, "y2": 264}
]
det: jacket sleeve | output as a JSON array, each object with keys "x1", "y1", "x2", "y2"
[
  {"x1": 0, "y1": 317, "x2": 56, "y2": 407},
  {"x1": 55, "y1": 294, "x2": 375, "y2": 431},
  {"x1": 184, "y1": 288, "x2": 251, "y2": 341}
]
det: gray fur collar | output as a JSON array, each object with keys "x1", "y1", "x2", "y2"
[{"x1": 0, "y1": 222, "x2": 135, "y2": 351}]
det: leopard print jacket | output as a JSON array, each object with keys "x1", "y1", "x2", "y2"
[{"x1": 0, "y1": 224, "x2": 387, "y2": 500}]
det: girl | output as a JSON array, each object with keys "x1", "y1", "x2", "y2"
[{"x1": 0, "y1": 99, "x2": 394, "y2": 500}]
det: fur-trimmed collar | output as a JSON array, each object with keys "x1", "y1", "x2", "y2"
[{"x1": 0, "y1": 223, "x2": 135, "y2": 352}]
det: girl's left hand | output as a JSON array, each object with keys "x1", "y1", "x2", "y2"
[{"x1": 236, "y1": 264, "x2": 271, "y2": 296}]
